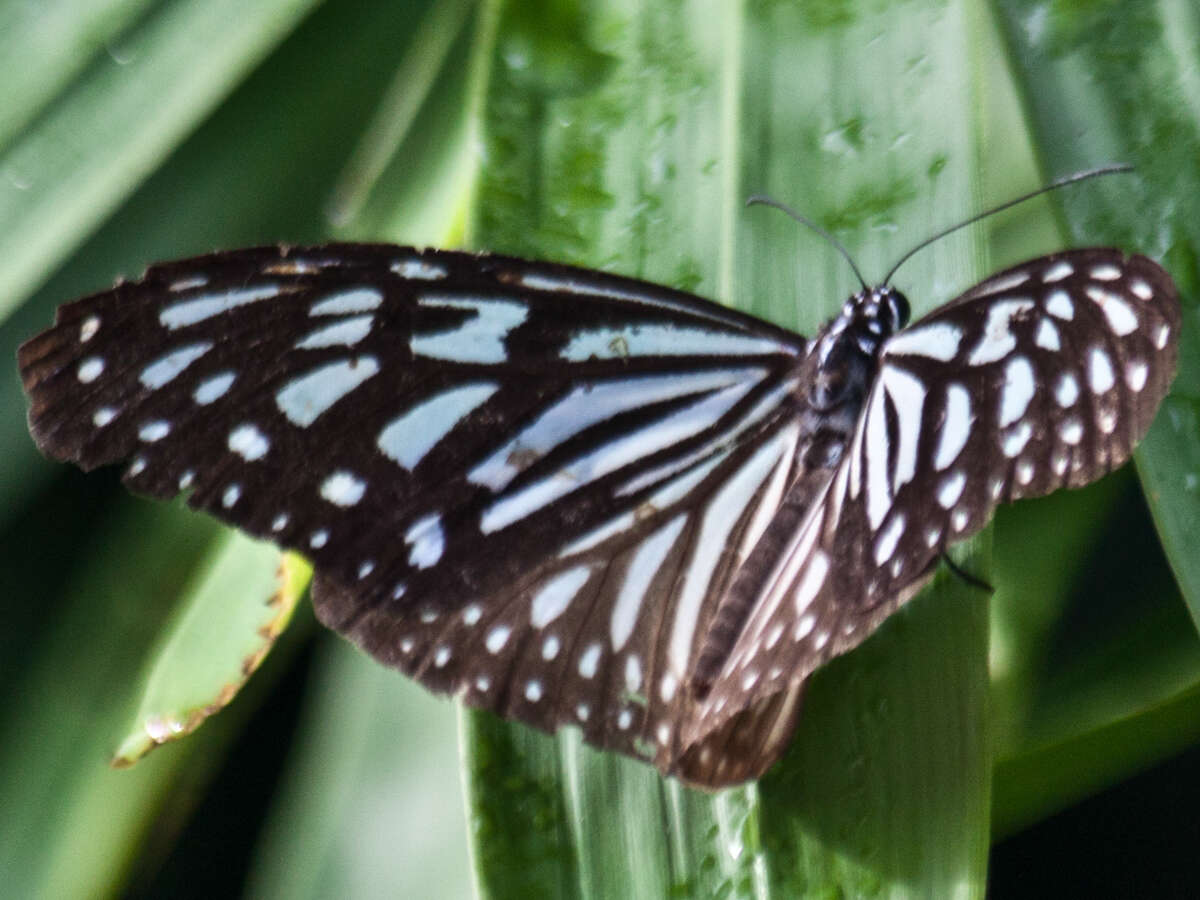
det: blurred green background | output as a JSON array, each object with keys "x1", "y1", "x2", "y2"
[{"x1": 1, "y1": 0, "x2": 1198, "y2": 897}]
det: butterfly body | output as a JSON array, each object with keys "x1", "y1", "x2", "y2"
[{"x1": 19, "y1": 242, "x2": 1179, "y2": 788}]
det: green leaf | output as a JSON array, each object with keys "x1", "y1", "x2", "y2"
[
  {"x1": 112, "y1": 539, "x2": 307, "y2": 765},
  {"x1": 0, "y1": 0, "x2": 322, "y2": 323},
  {"x1": 991, "y1": 0, "x2": 1200, "y2": 617}
]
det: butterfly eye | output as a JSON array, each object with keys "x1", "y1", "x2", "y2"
[{"x1": 884, "y1": 288, "x2": 910, "y2": 331}]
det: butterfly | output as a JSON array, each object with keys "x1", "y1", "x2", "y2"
[{"x1": 18, "y1": 217, "x2": 1179, "y2": 788}]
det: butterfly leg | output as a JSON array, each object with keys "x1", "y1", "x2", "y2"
[{"x1": 939, "y1": 553, "x2": 993, "y2": 594}]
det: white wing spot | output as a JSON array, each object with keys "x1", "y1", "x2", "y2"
[
  {"x1": 975, "y1": 270, "x2": 1032, "y2": 294},
  {"x1": 140, "y1": 343, "x2": 211, "y2": 389},
  {"x1": 179, "y1": 470, "x2": 195, "y2": 490},
  {"x1": 624, "y1": 655, "x2": 642, "y2": 694},
  {"x1": 560, "y1": 324, "x2": 781, "y2": 361},
  {"x1": 1090, "y1": 264, "x2": 1122, "y2": 281},
  {"x1": 222, "y1": 484, "x2": 241, "y2": 508},
  {"x1": 1130, "y1": 279, "x2": 1153, "y2": 301},
  {"x1": 309, "y1": 287, "x2": 383, "y2": 315},
  {"x1": 310, "y1": 529, "x2": 329, "y2": 549},
  {"x1": 1126, "y1": 361, "x2": 1149, "y2": 391},
  {"x1": 1017, "y1": 459, "x2": 1035, "y2": 485},
  {"x1": 814, "y1": 631, "x2": 830, "y2": 651},
  {"x1": 524, "y1": 681, "x2": 543, "y2": 702},
  {"x1": 393, "y1": 583, "x2": 407, "y2": 600},
  {"x1": 1045, "y1": 291, "x2": 1074, "y2": 320},
  {"x1": 884, "y1": 322, "x2": 962, "y2": 361},
  {"x1": 578, "y1": 643, "x2": 602, "y2": 678},
  {"x1": 952, "y1": 509, "x2": 970, "y2": 532},
  {"x1": 160, "y1": 284, "x2": 281, "y2": 329},
  {"x1": 1155, "y1": 322, "x2": 1171, "y2": 349},
  {"x1": 873, "y1": 514, "x2": 906, "y2": 566},
  {"x1": 485, "y1": 625, "x2": 511, "y2": 654},
  {"x1": 765, "y1": 623, "x2": 784, "y2": 649},
  {"x1": 92, "y1": 407, "x2": 117, "y2": 427},
  {"x1": 925, "y1": 526, "x2": 942, "y2": 548},
  {"x1": 400, "y1": 638, "x2": 415, "y2": 654},
  {"x1": 990, "y1": 477, "x2": 1005, "y2": 500},
  {"x1": 1098, "y1": 407, "x2": 1117, "y2": 434},
  {"x1": 138, "y1": 420, "x2": 170, "y2": 442},
  {"x1": 1060, "y1": 419, "x2": 1084, "y2": 444},
  {"x1": 742, "y1": 670, "x2": 759, "y2": 691},
  {"x1": 935, "y1": 383, "x2": 973, "y2": 471},
  {"x1": 413, "y1": 297, "x2": 526, "y2": 363},
  {"x1": 320, "y1": 470, "x2": 366, "y2": 506},
  {"x1": 1002, "y1": 421, "x2": 1033, "y2": 458},
  {"x1": 77, "y1": 357, "x2": 104, "y2": 383},
  {"x1": 434, "y1": 646, "x2": 452, "y2": 667},
  {"x1": 228, "y1": 424, "x2": 270, "y2": 461},
  {"x1": 657, "y1": 723, "x2": 671, "y2": 745},
  {"x1": 169, "y1": 275, "x2": 208, "y2": 291},
  {"x1": 967, "y1": 299, "x2": 1035, "y2": 366},
  {"x1": 128, "y1": 457, "x2": 146, "y2": 477},
  {"x1": 611, "y1": 515, "x2": 685, "y2": 650},
  {"x1": 271, "y1": 513, "x2": 288, "y2": 531},
  {"x1": 1086, "y1": 286, "x2": 1138, "y2": 336},
  {"x1": 1056, "y1": 373, "x2": 1079, "y2": 407},
  {"x1": 794, "y1": 551, "x2": 830, "y2": 615},
  {"x1": 530, "y1": 566, "x2": 590, "y2": 627},
  {"x1": 194, "y1": 372, "x2": 236, "y2": 405},
  {"x1": 276, "y1": 357, "x2": 380, "y2": 426},
  {"x1": 1052, "y1": 451, "x2": 1069, "y2": 475},
  {"x1": 357, "y1": 561, "x2": 375, "y2": 580},
  {"x1": 1000, "y1": 356, "x2": 1036, "y2": 427},
  {"x1": 576, "y1": 704, "x2": 590, "y2": 722},
  {"x1": 1043, "y1": 261, "x2": 1074, "y2": 282},
  {"x1": 618, "y1": 710, "x2": 633, "y2": 731},
  {"x1": 295, "y1": 315, "x2": 374, "y2": 349},
  {"x1": 378, "y1": 382, "x2": 498, "y2": 470},
  {"x1": 541, "y1": 635, "x2": 560, "y2": 660},
  {"x1": 1035, "y1": 318, "x2": 1061, "y2": 351},
  {"x1": 391, "y1": 258, "x2": 447, "y2": 280},
  {"x1": 463, "y1": 605, "x2": 482, "y2": 625},
  {"x1": 794, "y1": 614, "x2": 816, "y2": 641},
  {"x1": 79, "y1": 316, "x2": 100, "y2": 342},
  {"x1": 475, "y1": 675, "x2": 491, "y2": 692},
  {"x1": 1089, "y1": 347, "x2": 1115, "y2": 393},
  {"x1": 660, "y1": 673, "x2": 678, "y2": 702},
  {"x1": 938, "y1": 471, "x2": 966, "y2": 509},
  {"x1": 405, "y1": 514, "x2": 444, "y2": 569}
]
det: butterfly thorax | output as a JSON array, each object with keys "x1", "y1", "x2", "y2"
[
  {"x1": 690, "y1": 286, "x2": 910, "y2": 695},
  {"x1": 795, "y1": 285, "x2": 910, "y2": 469}
]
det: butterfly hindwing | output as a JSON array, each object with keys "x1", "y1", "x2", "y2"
[{"x1": 689, "y1": 249, "x2": 1180, "y2": 755}]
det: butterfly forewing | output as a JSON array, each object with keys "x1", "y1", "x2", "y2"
[
  {"x1": 688, "y1": 249, "x2": 1180, "y2": 759},
  {"x1": 19, "y1": 243, "x2": 815, "y2": 772}
]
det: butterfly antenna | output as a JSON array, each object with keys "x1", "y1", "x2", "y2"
[
  {"x1": 746, "y1": 195, "x2": 869, "y2": 291},
  {"x1": 882, "y1": 163, "x2": 1135, "y2": 286}
]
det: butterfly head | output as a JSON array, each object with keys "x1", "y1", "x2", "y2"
[{"x1": 847, "y1": 284, "x2": 910, "y2": 334}]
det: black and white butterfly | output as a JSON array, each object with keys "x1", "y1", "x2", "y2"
[{"x1": 19, "y1": 230, "x2": 1179, "y2": 788}]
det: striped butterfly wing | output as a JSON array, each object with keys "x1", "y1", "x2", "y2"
[
  {"x1": 683, "y1": 249, "x2": 1180, "y2": 776},
  {"x1": 19, "y1": 243, "x2": 814, "y2": 772}
]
